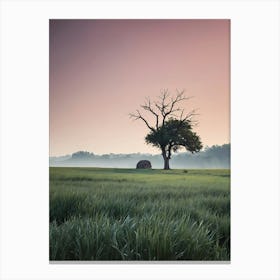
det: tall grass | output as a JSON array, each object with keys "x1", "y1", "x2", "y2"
[{"x1": 49, "y1": 167, "x2": 230, "y2": 261}]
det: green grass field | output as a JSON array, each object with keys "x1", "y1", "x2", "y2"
[{"x1": 49, "y1": 167, "x2": 230, "y2": 261}]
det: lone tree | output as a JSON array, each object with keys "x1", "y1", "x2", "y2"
[{"x1": 130, "y1": 89, "x2": 202, "y2": 170}]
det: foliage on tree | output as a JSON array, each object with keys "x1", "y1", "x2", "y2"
[{"x1": 130, "y1": 89, "x2": 202, "y2": 169}]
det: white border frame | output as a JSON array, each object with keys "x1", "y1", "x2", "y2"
[{"x1": 1, "y1": 0, "x2": 279, "y2": 279}]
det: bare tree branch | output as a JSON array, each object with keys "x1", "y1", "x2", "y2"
[
  {"x1": 129, "y1": 89, "x2": 197, "y2": 131},
  {"x1": 160, "y1": 90, "x2": 191, "y2": 125},
  {"x1": 140, "y1": 97, "x2": 159, "y2": 129},
  {"x1": 155, "y1": 90, "x2": 169, "y2": 118},
  {"x1": 181, "y1": 108, "x2": 199, "y2": 122},
  {"x1": 129, "y1": 110, "x2": 156, "y2": 132}
]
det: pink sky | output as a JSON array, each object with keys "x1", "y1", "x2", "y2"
[{"x1": 50, "y1": 20, "x2": 230, "y2": 156}]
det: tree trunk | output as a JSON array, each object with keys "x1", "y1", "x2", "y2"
[
  {"x1": 161, "y1": 151, "x2": 170, "y2": 170},
  {"x1": 164, "y1": 157, "x2": 170, "y2": 170}
]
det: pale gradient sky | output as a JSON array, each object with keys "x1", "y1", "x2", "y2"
[{"x1": 50, "y1": 20, "x2": 230, "y2": 156}]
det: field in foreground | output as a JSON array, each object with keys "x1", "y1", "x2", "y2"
[{"x1": 49, "y1": 167, "x2": 230, "y2": 261}]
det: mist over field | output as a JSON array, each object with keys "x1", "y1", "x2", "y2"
[{"x1": 50, "y1": 143, "x2": 230, "y2": 169}]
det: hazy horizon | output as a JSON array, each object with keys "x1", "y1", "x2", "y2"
[
  {"x1": 49, "y1": 143, "x2": 230, "y2": 169},
  {"x1": 50, "y1": 142, "x2": 230, "y2": 158},
  {"x1": 50, "y1": 20, "x2": 230, "y2": 157}
]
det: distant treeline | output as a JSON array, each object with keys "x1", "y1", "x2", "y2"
[{"x1": 49, "y1": 144, "x2": 230, "y2": 169}]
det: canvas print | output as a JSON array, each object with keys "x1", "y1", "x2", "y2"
[{"x1": 49, "y1": 19, "x2": 230, "y2": 261}]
